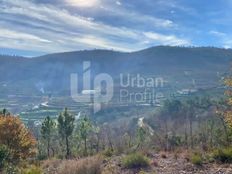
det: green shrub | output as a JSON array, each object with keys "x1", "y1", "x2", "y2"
[
  {"x1": 36, "y1": 153, "x2": 47, "y2": 161},
  {"x1": 3, "y1": 164, "x2": 19, "y2": 174},
  {"x1": 122, "y1": 153, "x2": 150, "y2": 169},
  {"x1": 21, "y1": 165, "x2": 42, "y2": 174},
  {"x1": 102, "y1": 148, "x2": 114, "y2": 157},
  {"x1": 0, "y1": 145, "x2": 10, "y2": 169},
  {"x1": 190, "y1": 153, "x2": 203, "y2": 166},
  {"x1": 213, "y1": 147, "x2": 232, "y2": 163}
]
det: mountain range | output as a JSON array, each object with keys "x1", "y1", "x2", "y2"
[{"x1": 1, "y1": 46, "x2": 232, "y2": 96}]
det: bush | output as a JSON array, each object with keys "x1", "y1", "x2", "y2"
[
  {"x1": 213, "y1": 147, "x2": 232, "y2": 163},
  {"x1": 3, "y1": 164, "x2": 20, "y2": 174},
  {"x1": 20, "y1": 165, "x2": 42, "y2": 174},
  {"x1": 102, "y1": 148, "x2": 114, "y2": 157},
  {"x1": 122, "y1": 153, "x2": 150, "y2": 169},
  {"x1": 190, "y1": 153, "x2": 203, "y2": 166},
  {"x1": 0, "y1": 145, "x2": 10, "y2": 169},
  {"x1": 36, "y1": 152, "x2": 47, "y2": 161},
  {"x1": 43, "y1": 156, "x2": 102, "y2": 174},
  {"x1": 60, "y1": 156, "x2": 102, "y2": 174}
]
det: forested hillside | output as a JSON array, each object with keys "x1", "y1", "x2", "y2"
[{"x1": 0, "y1": 46, "x2": 231, "y2": 95}]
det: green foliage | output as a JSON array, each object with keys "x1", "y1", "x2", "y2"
[
  {"x1": 160, "y1": 99, "x2": 183, "y2": 123},
  {"x1": 0, "y1": 109, "x2": 10, "y2": 117},
  {"x1": 58, "y1": 108, "x2": 75, "y2": 139},
  {"x1": 41, "y1": 116, "x2": 56, "y2": 140},
  {"x1": 41, "y1": 116, "x2": 56, "y2": 158},
  {"x1": 0, "y1": 145, "x2": 10, "y2": 169},
  {"x1": 3, "y1": 164, "x2": 19, "y2": 174},
  {"x1": 58, "y1": 108, "x2": 75, "y2": 158},
  {"x1": 20, "y1": 165, "x2": 42, "y2": 174},
  {"x1": 136, "y1": 127, "x2": 146, "y2": 148},
  {"x1": 212, "y1": 147, "x2": 232, "y2": 163},
  {"x1": 168, "y1": 135, "x2": 182, "y2": 147},
  {"x1": 102, "y1": 148, "x2": 114, "y2": 157},
  {"x1": 139, "y1": 171, "x2": 151, "y2": 174},
  {"x1": 190, "y1": 153, "x2": 203, "y2": 166},
  {"x1": 162, "y1": 100, "x2": 182, "y2": 116},
  {"x1": 77, "y1": 116, "x2": 93, "y2": 156},
  {"x1": 36, "y1": 152, "x2": 47, "y2": 161},
  {"x1": 122, "y1": 153, "x2": 150, "y2": 169}
]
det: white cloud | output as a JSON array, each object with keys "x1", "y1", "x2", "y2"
[
  {"x1": 223, "y1": 45, "x2": 231, "y2": 49},
  {"x1": 0, "y1": 28, "x2": 51, "y2": 43},
  {"x1": 0, "y1": 0, "x2": 190, "y2": 54},
  {"x1": 65, "y1": 0, "x2": 100, "y2": 8},
  {"x1": 223, "y1": 40, "x2": 232, "y2": 49},
  {"x1": 116, "y1": 1, "x2": 121, "y2": 6},
  {"x1": 209, "y1": 30, "x2": 226, "y2": 37},
  {"x1": 209, "y1": 30, "x2": 232, "y2": 48},
  {"x1": 100, "y1": 4, "x2": 175, "y2": 28},
  {"x1": 72, "y1": 35, "x2": 133, "y2": 51},
  {"x1": 144, "y1": 32, "x2": 190, "y2": 46}
]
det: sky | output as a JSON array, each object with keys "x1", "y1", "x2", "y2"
[{"x1": 0, "y1": 0, "x2": 232, "y2": 56}]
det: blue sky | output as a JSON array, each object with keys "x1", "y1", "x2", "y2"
[{"x1": 0, "y1": 0, "x2": 232, "y2": 56}]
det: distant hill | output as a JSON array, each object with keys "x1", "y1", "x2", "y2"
[{"x1": 0, "y1": 46, "x2": 232, "y2": 96}]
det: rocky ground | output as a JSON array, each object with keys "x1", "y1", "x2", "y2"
[
  {"x1": 102, "y1": 153, "x2": 232, "y2": 174},
  {"x1": 42, "y1": 152, "x2": 232, "y2": 174}
]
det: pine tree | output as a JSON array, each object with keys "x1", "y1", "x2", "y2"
[
  {"x1": 41, "y1": 116, "x2": 56, "y2": 158},
  {"x1": 58, "y1": 108, "x2": 75, "y2": 158},
  {"x1": 78, "y1": 116, "x2": 93, "y2": 155}
]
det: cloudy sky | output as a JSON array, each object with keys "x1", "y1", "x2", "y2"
[{"x1": 0, "y1": 0, "x2": 232, "y2": 56}]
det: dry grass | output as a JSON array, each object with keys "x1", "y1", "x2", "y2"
[{"x1": 42, "y1": 155, "x2": 103, "y2": 174}]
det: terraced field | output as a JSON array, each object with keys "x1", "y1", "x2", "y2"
[{"x1": 19, "y1": 96, "x2": 93, "y2": 124}]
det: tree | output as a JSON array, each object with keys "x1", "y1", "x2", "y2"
[
  {"x1": 215, "y1": 78, "x2": 232, "y2": 145},
  {"x1": 58, "y1": 108, "x2": 75, "y2": 158},
  {"x1": 136, "y1": 127, "x2": 146, "y2": 149},
  {"x1": 209, "y1": 77, "x2": 232, "y2": 146},
  {"x1": 184, "y1": 97, "x2": 212, "y2": 148},
  {"x1": 216, "y1": 99, "x2": 230, "y2": 144},
  {"x1": 159, "y1": 100, "x2": 182, "y2": 150},
  {"x1": 185, "y1": 99, "x2": 198, "y2": 149},
  {"x1": 0, "y1": 115, "x2": 36, "y2": 163},
  {"x1": 222, "y1": 78, "x2": 232, "y2": 128},
  {"x1": 77, "y1": 116, "x2": 93, "y2": 155},
  {"x1": 0, "y1": 109, "x2": 10, "y2": 116},
  {"x1": 0, "y1": 145, "x2": 10, "y2": 169},
  {"x1": 41, "y1": 116, "x2": 56, "y2": 158}
]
